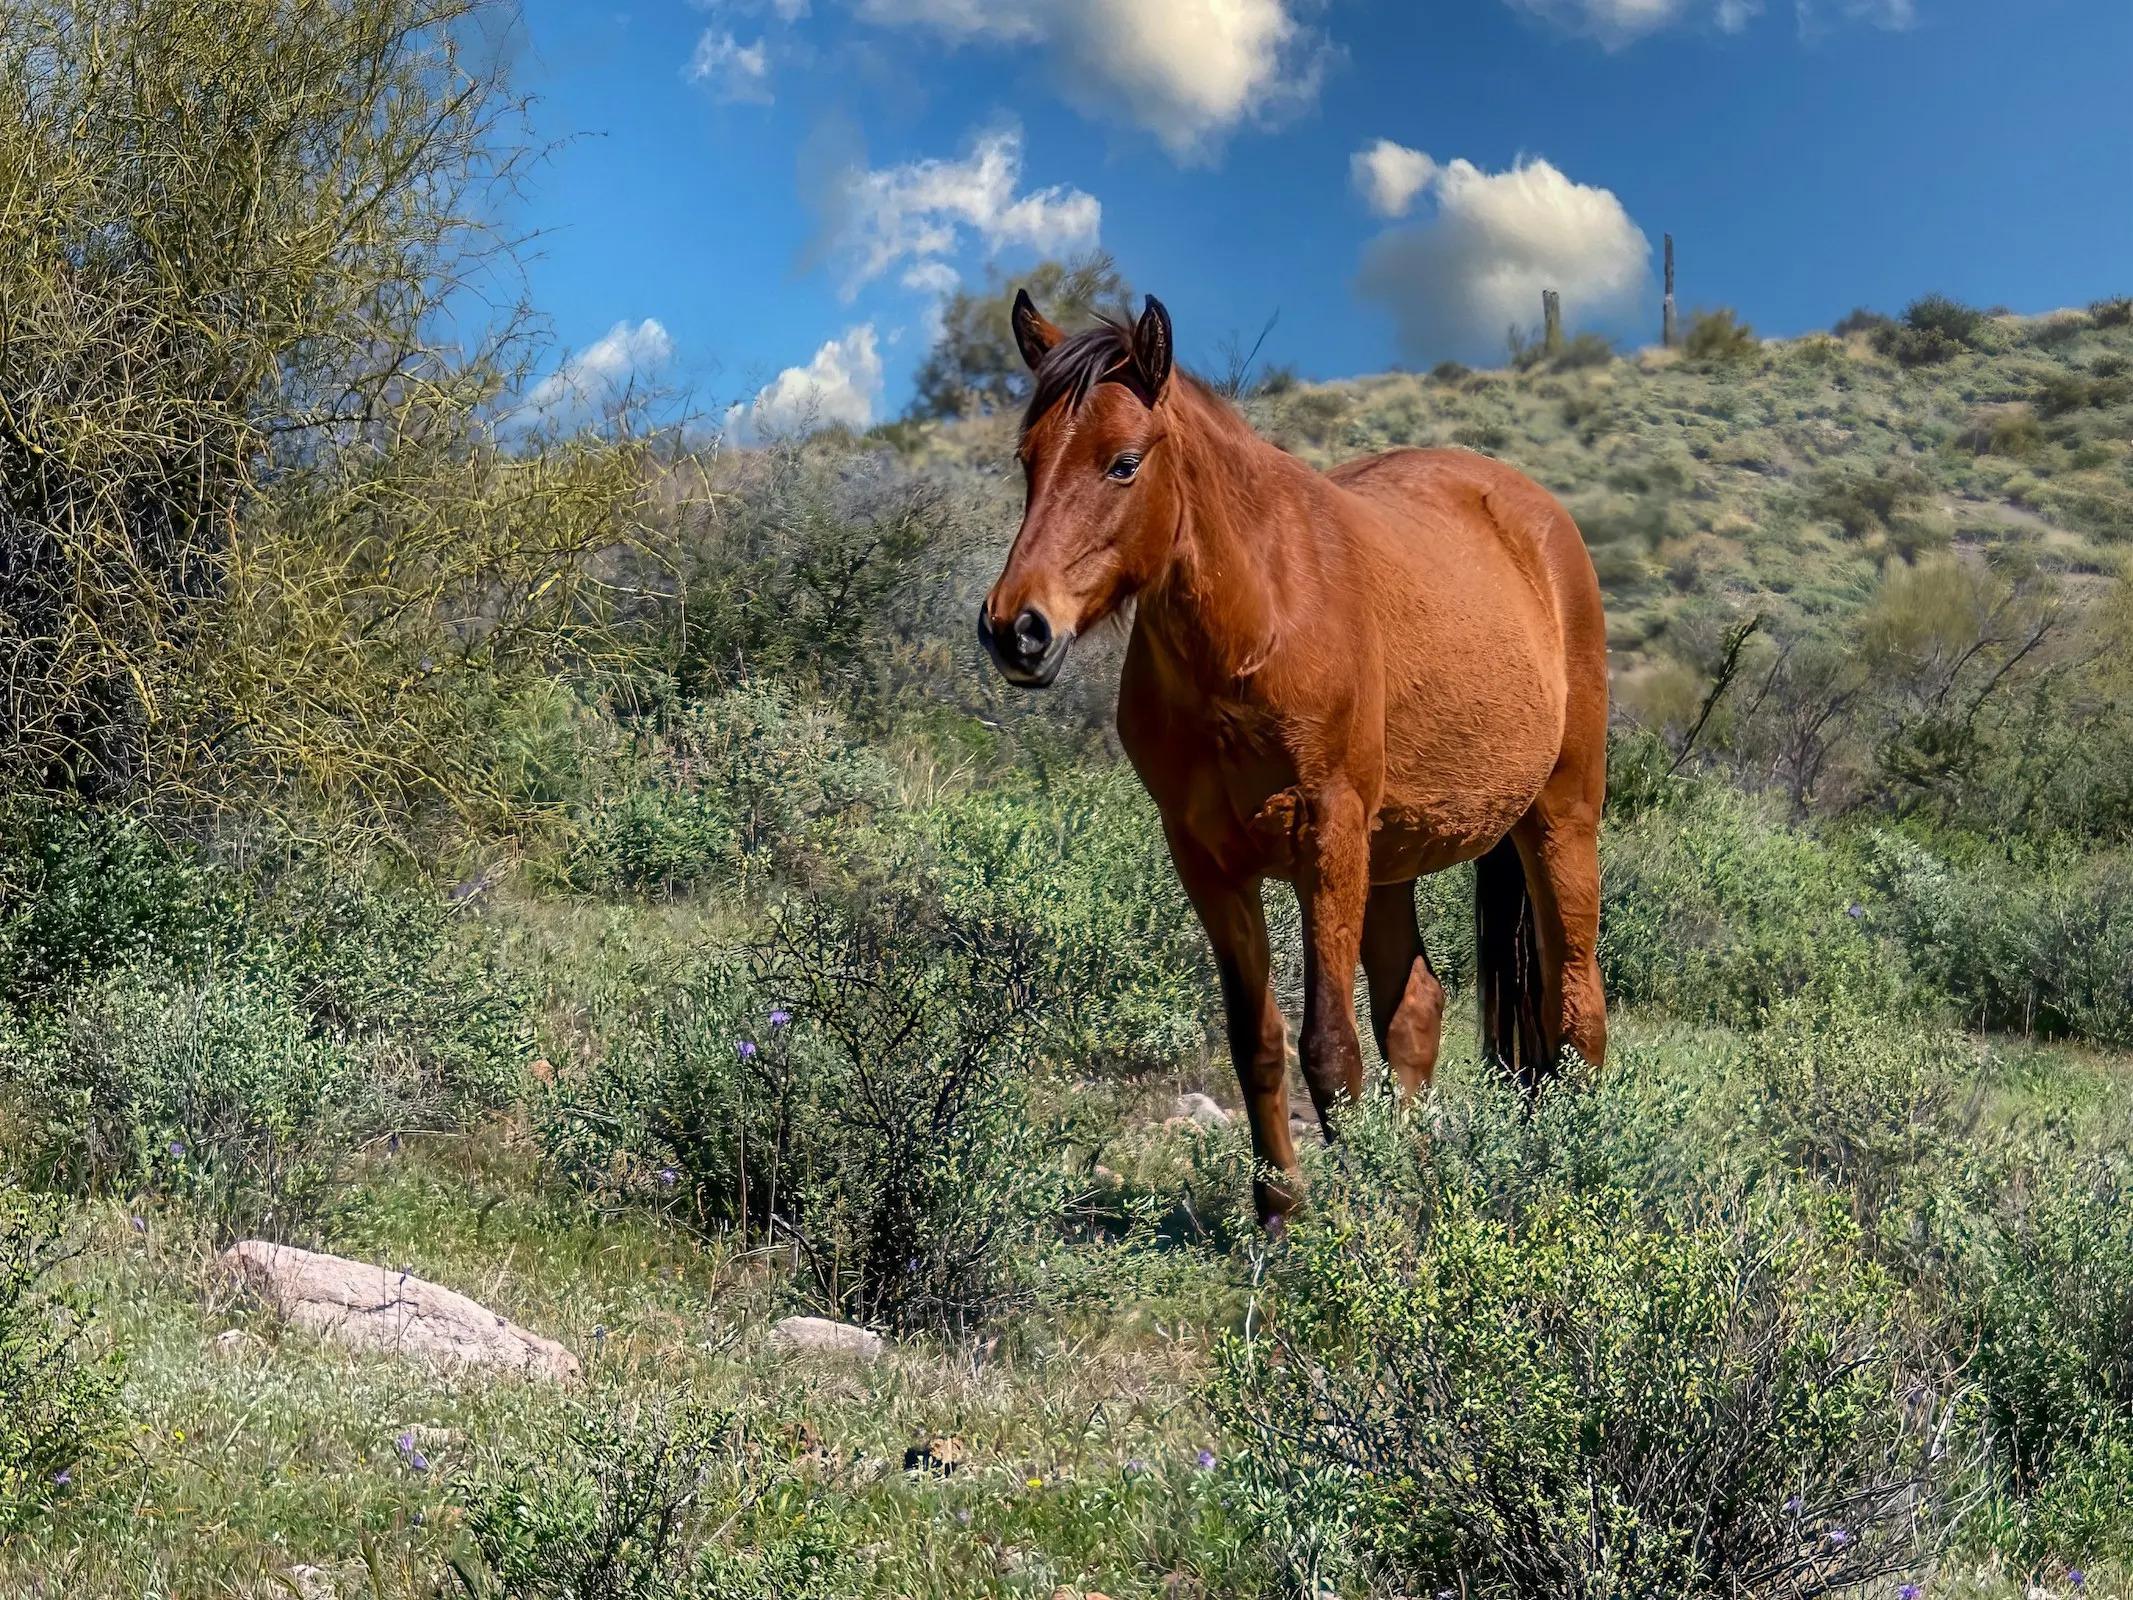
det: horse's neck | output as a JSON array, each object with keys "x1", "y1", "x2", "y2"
[{"x1": 1146, "y1": 389, "x2": 1293, "y2": 684}]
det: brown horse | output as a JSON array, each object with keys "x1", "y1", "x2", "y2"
[{"x1": 981, "y1": 292, "x2": 1609, "y2": 1224}]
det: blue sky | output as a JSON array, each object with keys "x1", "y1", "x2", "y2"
[{"x1": 507, "y1": 0, "x2": 2132, "y2": 432}]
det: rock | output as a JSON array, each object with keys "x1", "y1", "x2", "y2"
[
  {"x1": 219, "y1": 1241, "x2": 580, "y2": 1380},
  {"x1": 767, "y1": 1315, "x2": 883, "y2": 1363},
  {"x1": 1174, "y1": 1092, "x2": 1231, "y2": 1127},
  {"x1": 212, "y1": 1328, "x2": 253, "y2": 1359}
]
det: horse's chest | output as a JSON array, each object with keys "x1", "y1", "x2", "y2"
[{"x1": 1124, "y1": 696, "x2": 1304, "y2": 877}]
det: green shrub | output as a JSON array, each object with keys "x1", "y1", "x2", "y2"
[
  {"x1": 1211, "y1": 1097, "x2": 1934, "y2": 1599},
  {"x1": 451, "y1": 1395, "x2": 854, "y2": 1600},
  {"x1": 1834, "y1": 308, "x2": 1894, "y2": 338},
  {"x1": 1552, "y1": 331, "x2": 1617, "y2": 370},
  {"x1": 247, "y1": 865, "x2": 533, "y2": 1126},
  {"x1": 1, "y1": 966, "x2": 369, "y2": 1239},
  {"x1": 1973, "y1": 1154, "x2": 2133, "y2": 1562},
  {"x1": 1731, "y1": 1004, "x2": 1986, "y2": 1285},
  {"x1": 1600, "y1": 786, "x2": 1901, "y2": 1027},
  {"x1": 918, "y1": 766, "x2": 1212, "y2": 1071},
  {"x1": 0, "y1": 802, "x2": 221, "y2": 1008},
  {"x1": 570, "y1": 684, "x2": 896, "y2": 898},
  {"x1": 1, "y1": 1184, "x2": 117, "y2": 1534},
  {"x1": 1684, "y1": 307, "x2": 1760, "y2": 363},
  {"x1": 1871, "y1": 835, "x2": 2133, "y2": 1046},
  {"x1": 2087, "y1": 296, "x2": 2132, "y2": 329},
  {"x1": 542, "y1": 882, "x2": 1066, "y2": 1334},
  {"x1": 1873, "y1": 295, "x2": 1985, "y2": 366}
]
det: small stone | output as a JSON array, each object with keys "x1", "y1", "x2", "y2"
[
  {"x1": 527, "y1": 1056, "x2": 555, "y2": 1086},
  {"x1": 767, "y1": 1315, "x2": 884, "y2": 1363},
  {"x1": 286, "y1": 1566, "x2": 336, "y2": 1600},
  {"x1": 213, "y1": 1328, "x2": 249, "y2": 1357},
  {"x1": 1173, "y1": 1092, "x2": 1231, "y2": 1127}
]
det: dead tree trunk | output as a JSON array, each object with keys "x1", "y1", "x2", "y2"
[
  {"x1": 1542, "y1": 289, "x2": 1563, "y2": 357},
  {"x1": 1663, "y1": 235, "x2": 1678, "y2": 349}
]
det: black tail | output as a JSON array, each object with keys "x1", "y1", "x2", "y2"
[{"x1": 1475, "y1": 835, "x2": 1546, "y2": 1091}]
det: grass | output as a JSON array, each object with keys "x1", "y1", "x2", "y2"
[{"x1": 11, "y1": 1005, "x2": 2133, "y2": 1597}]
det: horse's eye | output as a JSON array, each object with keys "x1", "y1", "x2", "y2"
[{"x1": 1107, "y1": 453, "x2": 1143, "y2": 482}]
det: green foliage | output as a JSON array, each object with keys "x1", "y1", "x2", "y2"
[
  {"x1": 451, "y1": 1396, "x2": 854, "y2": 1599},
  {"x1": 1599, "y1": 785, "x2": 1899, "y2": 1028},
  {"x1": 1974, "y1": 1155, "x2": 2133, "y2": 1562},
  {"x1": 909, "y1": 252, "x2": 1132, "y2": 420},
  {"x1": 543, "y1": 881, "x2": 1066, "y2": 1333},
  {"x1": 1684, "y1": 306, "x2": 1760, "y2": 362},
  {"x1": 0, "y1": 1186, "x2": 117, "y2": 1536},
  {"x1": 1211, "y1": 1095, "x2": 1933, "y2": 1600},
  {"x1": 0, "y1": 801, "x2": 222, "y2": 1007},
  {"x1": 571, "y1": 685, "x2": 898, "y2": 899},
  {"x1": 1872, "y1": 836, "x2": 2133, "y2": 1046},
  {"x1": 1873, "y1": 295, "x2": 1986, "y2": 366},
  {"x1": 917, "y1": 766, "x2": 1213, "y2": 1070},
  {"x1": 1, "y1": 966, "x2": 368, "y2": 1239}
]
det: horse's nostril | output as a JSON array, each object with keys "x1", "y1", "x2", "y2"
[{"x1": 1012, "y1": 607, "x2": 1052, "y2": 658}]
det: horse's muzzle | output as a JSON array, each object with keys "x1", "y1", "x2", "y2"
[{"x1": 979, "y1": 602, "x2": 1071, "y2": 687}]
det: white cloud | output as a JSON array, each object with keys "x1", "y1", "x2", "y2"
[
  {"x1": 686, "y1": 30, "x2": 774, "y2": 102},
  {"x1": 1355, "y1": 156, "x2": 1651, "y2": 364},
  {"x1": 516, "y1": 319, "x2": 673, "y2": 426},
  {"x1": 1501, "y1": 0, "x2": 1698, "y2": 46},
  {"x1": 827, "y1": 127, "x2": 1100, "y2": 299},
  {"x1": 852, "y1": 0, "x2": 1323, "y2": 160},
  {"x1": 1351, "y1": 139, "x2": 1439, "y2": 220},
  {"x1": 726, "y1": 325, "x2": 884, "y2": 441},
  {"x1": 1798, "y1": 0, "x2": 1914, "y2": 29}
]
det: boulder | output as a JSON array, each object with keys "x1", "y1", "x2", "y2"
[
  {"x1": 1173, "y1": 1092, "x2": 1231, "y2": 1127},
  {"x1": 767, "y1": 1315, "x2": 883, "y2": 1363},
  {"x1": 219, "y1": 1241, "x2": 579, "y2": 1380}
]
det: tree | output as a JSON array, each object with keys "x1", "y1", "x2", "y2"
[
  {"x1": 908, "y1": 253, "x2": 1132, "y2": 421},
  {"x1": 0, "y1": 0, "x2": 648, "y2": 821}
]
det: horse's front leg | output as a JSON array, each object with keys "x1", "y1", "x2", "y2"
[
  {"x1": 1165, "y1": 829, "x2": 1297, "y2": 1226},
  {"x1": 1297, "y1": 781, "x2": 1371, "y2": 1125}
]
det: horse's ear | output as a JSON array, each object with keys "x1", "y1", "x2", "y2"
[
  {"x1": 1131, "y1": 295, "x2": 1174, "y2": 401},
  {"x1": 1012, "y1": 289, "x2": 1063, "y2": 371}
]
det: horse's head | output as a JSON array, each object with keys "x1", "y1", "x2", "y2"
[{"x1": 981, "y1": 291, "x2": 1176, "y2": 687}]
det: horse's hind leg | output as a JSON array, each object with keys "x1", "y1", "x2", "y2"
[
  {"x1": 1361, "y1": 880, "x2": 1445, "y2": 1098},
  {"x1": 1511, "y1": 789, "x2": 1608, "y2": 1071}
]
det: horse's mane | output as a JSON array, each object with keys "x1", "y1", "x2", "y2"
[{"x1": 1020, "y1": 316, "x2": 1232, "y2": 441}]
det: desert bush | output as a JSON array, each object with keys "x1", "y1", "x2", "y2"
[
  {"x1": 0, "y1": 801, "x2": 223, "y2": 1007},
  {"x1": 1731, "y1": 1003, "x2": 1987, "y2": 1284},
  {"x1": 1685, "y1": 307, "x2": 1760, "y2": 363},
  {"x1": 0, "y1": 0, "x2": 646, "y2": 814},
  {"x1": 1, "y1": 966, "x2": 370, "y2": 1239},
  {"x1": 1835, "y1": 308, "x2": 1895, "y2": 338},
  {"x1": 1971, "y1": 1154, "x2": 2133, "y2": 1563},
  {"x1": 1872, "y1": 835, "x2": 2133, "y2": 1046},
  {"x1": 570, "y1": 684, "x2": 897, "y2": 898},
  {"x1": 1805, "y1": 463, "x2": 1937, "y2": 539},
  {"x1": 1873, "y1": 295, "x2": 1985, "y2": 366},
  {"x1": 244, "y1": 864, "x2": 534, "y2": 1125},
  {"x1": 542, "y1": 881, "x2": 1065, "y2": 1333},
  {"x1": 1599, "y1": 785, "x2": 1901, "y2": 1027},
  {"x1": 0, "y1": 1185, "x2": 117, "y2": 1535},
  {"x1": 1552, "y1": 331, "x2": 1618, "y2": 370},
  {"x1": 1212, "y1": 1096, "x2": 1937, "y2": 1600},
  {"x1": 918, "y1": 766, "x2": 1212, "y2": 1071},
  {"x1": 2091, "y1": 297, "x2": 2133, "y2": 329},
  {"x1": 451, "y1": 1395, "x2": 853, "y2": 1600}
]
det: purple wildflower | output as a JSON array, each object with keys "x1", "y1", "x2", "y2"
[
  {"x1": 1784, "y1": 1496, "x2": 1803, "y2": 1515},
  {"x1": 51, "y1": 1469, "x2": 70, "y2": 1487},
  {"x1": 1827, "y1": 1528, "x2": 1850, "y2": 1548},
  {"x1": 1124, "y1": 1459, "x2": 1150, "y2": 1476},
  {"x1": 393, "y1": 1432, "x2": 429, "y2": 1472},
  {"x1": 768, "y1": 1008, "x2": 791, "y2": 1030},
  {"x1": 168, "y1": 1140, "x2": 186, "y2": 1158},
  {"x1": 2069, "y1": 1573, "x2": 2086, "y2": 1589},
  {"x1": 130, "y1": 1216, "x2": 145, "y2": 1233},
  {"x1": 1899, "y1": 1586, "x2": 1920, "y2": 1600},
  {"x1": 1195, "y1": 1449, "x2": 1216, "y2": 1470},
  {"x1": 736, "y1": 1039, "x2": 757, "y2": 1060},
  {"x1": 659, "y1": 1168, "x2": 678, "y2": 1187}
]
